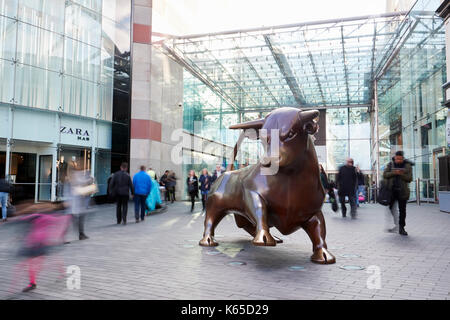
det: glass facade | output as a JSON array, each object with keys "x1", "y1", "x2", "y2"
[
  {"x1": 376, "y1": 0, "x2": 447, "y2": 200},
  {"x1": 0, "y1": 0, "x2": 131, "y2": 202}
]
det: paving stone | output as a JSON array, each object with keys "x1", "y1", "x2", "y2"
[{"x1": 0, "y1": 202, "x2": 448, "y2": 300}]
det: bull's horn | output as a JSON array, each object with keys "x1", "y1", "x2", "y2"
[
  {"x1": 298, "y1": 110, "x2": 320, "y2": 123},
  {"x1": 229, "y1": 118, "x2": 265, "y2": 130}
]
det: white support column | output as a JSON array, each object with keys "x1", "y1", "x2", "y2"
[
  {"x1": 373, "y1": 79, "x2": 380, "y2": 186},
  {"x1": 5, "y1": 107, "x2": 13, "y2": 180},
  {"x1": 51, "y1": 114, "x2": 59, "y2": 202},
  {"x1": 91, "y1": 119, "x2": 97, "y2": 179}
]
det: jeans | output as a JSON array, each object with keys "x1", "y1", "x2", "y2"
[
  {"x1": 134, "y1": 194, "x2": 147, "y2": 220},
  {"x1": 189, "y1": 193, "x2": 196, "y2": 211},
  {"x1": 116, "y1": 195, "x2": 129, "y2": 223},
  {"x1": 0, "y1": 192, "x2": 7, "y2": 219},
  {"x1": 201, "y1": 190, "x2": 209, "y2": 210},
  {"x1": 389, "y1": 190, "x2": 407, "y2": 228}
]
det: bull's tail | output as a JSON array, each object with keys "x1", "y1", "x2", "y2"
[{"x1": 227, "y1": 130, "x2": 247, "y2": 171}]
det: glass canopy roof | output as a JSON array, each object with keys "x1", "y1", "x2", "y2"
[{"x1": 157, "y1": 9, "x2": 444, "y2": 113}]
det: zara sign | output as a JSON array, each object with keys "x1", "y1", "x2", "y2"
[{"x1": 60, "y1": 126, "x2": 90, "y2": 142}]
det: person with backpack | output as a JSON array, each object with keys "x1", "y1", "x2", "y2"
[{"x1": 383, "y1": 151, "x2": 413, "y2": 236}]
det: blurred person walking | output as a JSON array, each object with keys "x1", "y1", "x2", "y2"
[
  {"x1": 199, "y1": 168, "x2": 212, "y2": 212},
  {"x1": 133, "y1": 166, "x2": 152, "y2": 223},
  {"x1": 355, "y1": 166, "x2": 365, "y2": 207},
  {"x1": 0, "y1": 173, "x2": 12, "y2": 222},
  {"x1": 109, "y1": 162, "x2": 134, "y2": 225},
  {"x1": 337, "y1": 158, "x2": 357, "y2": 218},
  {"x1": 383, "y1": 151, "x2": 413, "y2": 236},
  {"x1": 68, "y1": 169, "x2": 97, "y2": 240},
  {"x1": 186, "y1": 170, "x2": 199, "y2": 213},
  {"x1": 147, "y1": 167, "x2": 157, "y2": 180},
  {"x1": 3, "y1": 202, "x2": 71, "y2": 292},
  {"x1": 166, "y1": 171, "x2": 177, "y2": 203}
]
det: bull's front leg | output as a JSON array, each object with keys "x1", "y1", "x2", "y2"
[
  {"x1": 302, "y1": 210, "x2": 336, "y2": 264},
  {"x1": 244, "y1": 190, "x2": 276, "y2": 246}
]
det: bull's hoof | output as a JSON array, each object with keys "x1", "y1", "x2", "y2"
[
  {"x1": 199, "y1": 234, "x2": 218, "y2": 247},
  {"x1": 252, "y1": 230, "x2": 277, "y2": 246},
  {"x1": 311, "y1": 247, "x2": 336, "y2": 264},
  {"x1": 273, "y1": 235, "x2": 284, "y2": 244}
]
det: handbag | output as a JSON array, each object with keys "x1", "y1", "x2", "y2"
[{"x1": 377, "y1": 180, "x2": 391, "y2": 206}]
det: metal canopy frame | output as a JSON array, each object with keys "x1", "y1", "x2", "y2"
[{"x1": 157, "y1": 10, "x2": 444, "y2": 113}]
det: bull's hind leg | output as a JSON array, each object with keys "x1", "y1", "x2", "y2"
[
  {"x1": 244, "y1": 190, "x2": 276, "y2": 246},
  {"x1": 234, "y1": 214, "x2": 283, "y2": 243},
  {"x1": 302, "y1": 211, "x2": 335, "y2": 264},
  {"x1": 199, "y1": 199, "x2": 226, "y2": 247}
]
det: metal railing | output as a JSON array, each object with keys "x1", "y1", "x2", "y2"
[{"x1": 369, "y1": 178, "x2": 440, "y2": 205}]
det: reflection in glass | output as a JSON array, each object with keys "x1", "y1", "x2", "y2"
[
  {"x1": 62, "y1": 75, "x2": 99, "y2": 118},
  {"x1": 65, "y1": 1, "x2": 101, "y2": 48},
  {"x1": 18, "y1": 0, "x2": 65, "y2": 33},
  {"x1": 64, "y1": 37, "x2": 101, "y2": 82},
  {"x1": 15, "y1": 63, "x2": 61, "y2": 110},
  {"x1": 0, "y1": 15, "x2": 17, "y2": 61},
  {"x1": 16, "y1": 22, "x2": 64, "y2": 72},
  {"x1": 0, "y1": 59, "x2": 14, "y2": 103}
]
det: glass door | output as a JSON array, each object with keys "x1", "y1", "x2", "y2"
[
  {"x1": 433, "y1": 147, "x2": 447, "y2": 202},
  {"x1": 38, "y1": 155, "x2": 53, "y2": 201}
]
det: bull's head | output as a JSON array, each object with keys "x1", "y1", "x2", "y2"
[{"x1": 230, "y1": 107, "x2": 319, "y2": 168}]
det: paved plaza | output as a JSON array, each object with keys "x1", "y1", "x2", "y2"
[{"x1": 0, "y1": 201, "x2": 449, "y2": 300}]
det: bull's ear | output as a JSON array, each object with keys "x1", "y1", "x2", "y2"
[{"x1": 229, "y1": 118, "x2": 264, "y2": 130}]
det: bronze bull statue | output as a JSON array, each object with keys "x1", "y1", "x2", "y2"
[{"x1": 199, "y1": 107, "x2": 336, "y2": 264}]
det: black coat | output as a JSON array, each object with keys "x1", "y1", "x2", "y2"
[
  {"x1": 186, "y1": 176, "x2": 199, "y2": 196},
  {"x1": 337, "y1": 165, "x2": 357, "y2": 196},
  {"x1": 109, "y1": 170, "x2": 134, "y2": 197},
  {"x1": 0, "y1": 179, "x2": 11, "y2": 193}
]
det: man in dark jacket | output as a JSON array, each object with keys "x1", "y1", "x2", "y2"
[
  {"x1": 109, "y1": 162, "x2": 134, "y2": 225},
  {"x1": 210, "y1": 164, "x2": 225, "y2": 184},
  {"x1": 337, "y1": 158, "x2": 357, "y2": 218},
  {"x1": 0, "y1": 174, "x2": 11, "y2": 222},
  {"x1": 383, "y1": 151, "x2": 413, "y2": 236},
  {"x1": 159, "y1": 170, "x2": 169, "y2": 202}
]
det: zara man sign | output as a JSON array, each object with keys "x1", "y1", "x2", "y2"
[
  {"x1": 60, "y1": 119, "x2": 92, "y2": 146},
  {"x1": 60, "y1": 126, "x2": 90, "y2": 141}
]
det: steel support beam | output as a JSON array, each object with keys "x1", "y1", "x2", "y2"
[
  {"x1": 234, "y1": 43, "x2": 281, "y2": 106},
  {"x1": 303, "y1": 31, "x2": 326, "y2": 106},
  {"x1": 264, "y1": 35, "x2": 306, "y2": 106},
  {"x1": 341, "y1": 26, "x2": 350, "y2": 105},
  {"x1": 161, "y1": 44, "x2": 241, "y2": 111}
]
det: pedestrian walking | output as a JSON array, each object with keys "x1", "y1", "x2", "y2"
[
  {"x1": 109, "y1": 162, "x2": 134, "y2": 225},
  {"x1": 166, "y1": 171, "x2": 177, "y2": 203},
  {"x1": 147, "y1": 167, "x2": 157, "y2": 180},
  {"x1": 133, "y1": 166, "x2": 152, "y2": 223},
  {"x1": 0, "y1": 174, "x2": 12, "y2": 222},
  {"x1": 67, "y1": 169, "x2": 97, "y2": 240},
  {"x1": 355, "y1": 166, "x2": 365, "y2": 206},
  {"x1": 211, "y1": 164, "x2": 225, "y2": 184},
  {"x1": 159, "y1": 170, "x2": 169, "y2": 202},
  {"x1": 3, "y1": 202, "x2": 71, "y2": 293},
  {"x1": 199, "y1": 168, "x2": 212, "y2": 212},
  {"x1": 337, "y1": 158, "x2": 357, "y2": 218},
  {"x1": 383, "y1": 151, "x2": 413, "y2": 236},
  {"x1": 186, "y1": 170, "x2": 199, "y2": 212}
]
